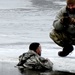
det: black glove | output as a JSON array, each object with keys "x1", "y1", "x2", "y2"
[
  {"x1": 61, "y1": 13, "x2": 71, "y2": 25},
  {"x1": 62, "y1": 17, "x2": 71, "y2": 24}
]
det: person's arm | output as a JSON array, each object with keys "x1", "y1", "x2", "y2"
[
  {"x1": 53, "y1": 11, "x2": 64, "y2": 31},
  {"x1": 53, "y1": 7, "x2": 71, "y2": 31},
  {"x1": 23, "y1": 55, "x2": 53, "y2": 70},
  {"x1": 37, "y1": 57, "x2": 53, "y2": 70}
]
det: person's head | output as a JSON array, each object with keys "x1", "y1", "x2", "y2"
[
  {"x1": 66, "y1": 0, "x2": 75, "y2": 13},
  {"x1": 29, "y1": 42, "x2": 42, "y2": 56}
]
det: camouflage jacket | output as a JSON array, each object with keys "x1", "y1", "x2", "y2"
[
  {"x1": 17, "y1": 50, "x2": 53, "y2": 71},
  {"x1": 53, "y1": 6, "x2": 75, "y2": 34}
]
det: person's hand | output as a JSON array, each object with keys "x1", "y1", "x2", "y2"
[
  {"x1": 71, "y1": 18, "x2": 75, "y2": 24},
  {"x1": 60, "y1": 17, "x2": 71, "y2": 25},
  {"x1": 60, "y1": 13, "x2": 71, "y2": 26}
]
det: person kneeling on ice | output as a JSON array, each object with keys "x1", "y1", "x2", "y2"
[
  {"x1": 50, "y1": 0, "x2": 75, "y2": 57},
  {"x1": 17, "y1": 42, "x2": 53, "y2": 71}
]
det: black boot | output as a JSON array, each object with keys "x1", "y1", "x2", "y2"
[{"x1": 58, "y1": 45, "x2": 73, "y2": 57}]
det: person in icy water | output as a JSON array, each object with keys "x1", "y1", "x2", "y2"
[
  {"x1": 50, "y1": 0, "x2": 75, "y2": 57},
  {"x1": 17, "y1": 42, "x2": 53, "y2": 71}
]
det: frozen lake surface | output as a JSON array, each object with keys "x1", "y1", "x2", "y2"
[{"x1": 0, "y1": 0, "x2": 75, "y2": 73}]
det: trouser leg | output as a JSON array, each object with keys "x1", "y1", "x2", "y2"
[
  {"x1": 49, "y1": 29, "x2": 70, "y2": 47},
  {"x1": 49, "y1": 29, "x2": 74, "y2": 57}
]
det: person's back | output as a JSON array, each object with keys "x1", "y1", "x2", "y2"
[{"x1": 17, "y1": 42, "x2": 53, "y2": 71}]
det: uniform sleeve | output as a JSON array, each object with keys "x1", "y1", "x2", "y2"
[
  {"x1": 24, "y1": 55, "x2": 53, "y2": 70},
  {"x1": 53, "y1": 7, "x2": 65, "y2": 31},
  {"x1": 22, "y1": 55, "x2": 45, "y2": 70},
  {"x1": 37, "y1": 57, "x2": 53, "y2": 70}
]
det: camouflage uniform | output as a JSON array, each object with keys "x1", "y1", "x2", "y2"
[
  {"x1": 50, "y1": 6, "x2": 75, "y2": 47},
  {"x1": 17, "y1": 50, "x2": 53, "y2": 71}
]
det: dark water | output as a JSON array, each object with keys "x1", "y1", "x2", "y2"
[{"x1": 0, "y1": 62, "x2": 75, "y2": 75}]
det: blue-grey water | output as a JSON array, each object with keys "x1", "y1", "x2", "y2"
[{"x1": 0, "y1": 0, "x2": 75, "y2": 73}]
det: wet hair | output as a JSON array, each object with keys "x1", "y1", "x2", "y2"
[{"x1": 29, "y1": 42, "x2": 40, "y2": 52}]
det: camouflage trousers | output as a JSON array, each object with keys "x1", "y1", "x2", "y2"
[{"x1": 50, "y1": 29, "x2": 75, "y2": 47}]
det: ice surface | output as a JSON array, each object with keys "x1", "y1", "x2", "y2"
[{"x1": 0, "y1": 0, "x2": 75, "y2": 73}]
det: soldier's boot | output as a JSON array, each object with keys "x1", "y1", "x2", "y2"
[{"x1": 58, "y1": 45, "x2": 73, "y2": 57}]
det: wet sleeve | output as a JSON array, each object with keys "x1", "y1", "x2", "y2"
[{"x1": 38, "y1": 57, "x2": 53, "y2": 70}]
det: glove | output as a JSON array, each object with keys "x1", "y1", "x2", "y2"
[
  {"x1": 60, "y1": 17, "x2": 71, "y2": 25},
  {"x1": 60, "y1": 13, "x2": 71, "y2": 26}
]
